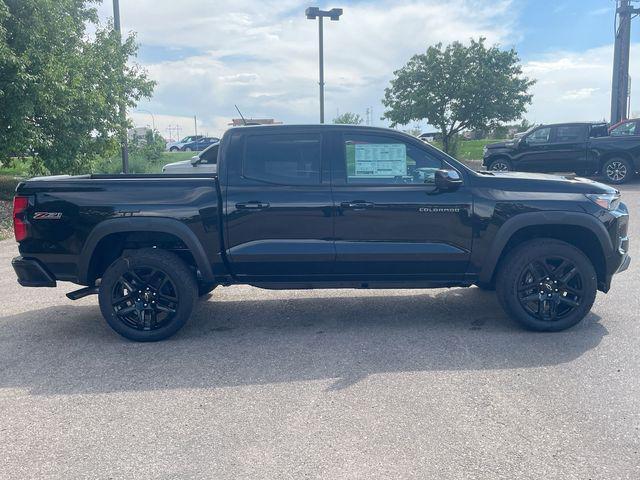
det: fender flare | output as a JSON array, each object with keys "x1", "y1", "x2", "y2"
[
  {"x1": 78, "y1": 217, "x2": 215, "y2": 284},
  {"x1": 478, "y1": 211, "x2": 614, "y2": 283}
]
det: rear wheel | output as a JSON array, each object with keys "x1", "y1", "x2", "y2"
[
  {"x1": 98, "y1": 249, "x2": 197, "y2": 341},
  {"x1": 496, "y1": 239, "x2": 597, "y2": 331},
  {"x1": 602, "y1": 157, "x2": 633, "y2": 184},
  {"x1": 488, "y1": 158, "x2": 511, "y2": 171},
  {"x1": 183, "y1": 146, "x2": 192, "y2": 152}
]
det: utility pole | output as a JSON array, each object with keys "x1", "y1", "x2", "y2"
[
  {"x1": 611, "y1": 0, "x2": 640, "y2": 124},
  {"x1": 113, "y1": 0, "x2": 129, "y2": 173}
]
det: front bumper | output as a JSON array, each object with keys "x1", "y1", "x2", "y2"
[
  {"x1": 617, "y1": 253, "x2": 631, "y2": 274},
  {"x1": 12, "y1": 256, "x2": 57, "y2": 287}
]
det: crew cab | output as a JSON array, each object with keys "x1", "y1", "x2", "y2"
[
  {"x1": 483, "y1": 122, "x2": 640, "y2": 184},
  {"x1": 11, "y1": 125, "x2": 630, "y2": 341}
]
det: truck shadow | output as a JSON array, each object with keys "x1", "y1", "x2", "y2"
[{"x1": 0, "y1": 287, "x2": 607, "y2": 396}]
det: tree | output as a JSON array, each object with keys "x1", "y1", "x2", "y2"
[
  {"x1": 333, "y1": 112, "x2": 363, "y2": 125},
  {"x1": 382, "y1": 38, "x2": 534, "y2": 153},
  {"x1": 0, "y1": 0, "x2": 155, "y2": 174}
]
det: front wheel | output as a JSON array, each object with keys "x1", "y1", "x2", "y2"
[
  {"x1": 602, "y1": 157, "x2": 633, "y2": 184},
  {"x1": 169, "y1": 146, "x2": 179, "y2": 152},
  {"x1": 496, "y1": 239, "x2": 597, "y2": 331},
  {"x1": 488, "y1": 158, "x2": 511, "y2": 171},
  {"x1": 98, "y1": 249, "x2": 197, "y2": 341}
]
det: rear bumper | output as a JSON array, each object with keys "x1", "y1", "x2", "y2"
[{"x1": 12, "y1": 256, "x2": 57, "y2": 287}]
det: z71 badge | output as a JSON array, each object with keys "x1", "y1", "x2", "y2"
[{"x1": 33, "y1": 212, "x2": 63, "y2": 220}]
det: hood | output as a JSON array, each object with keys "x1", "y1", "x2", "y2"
[
  {"x1": 162, "y1": 159, "x2": 192, "y2": 170},
  {"x1": 486, "y1": 140, "x2": 517, "y2": 149},
  {"x1": 475, "y1": 171, "x2": 618, "y2": 195}
]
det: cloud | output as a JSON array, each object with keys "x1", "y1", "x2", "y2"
[
  {"x1": 98, "y1": 0, "x2": 518, "y2": 135},
  {"x1": 521, "y1": 44, "x2": 640, "y2": 123}
]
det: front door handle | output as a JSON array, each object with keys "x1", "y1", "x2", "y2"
[
  {"x1": 235, "y1": 201, "x2": 270, "y2": 210},
  {"x1": 341, "y1": 201, "x2": 375, "y2": 210}
]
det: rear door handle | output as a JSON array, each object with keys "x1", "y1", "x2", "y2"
[
  {"x1": 235, "y1": 201, "x2": 270, "y2": 210},
  {"x1": 341, "y1": 201, "x2": 375, "y2": 210}
]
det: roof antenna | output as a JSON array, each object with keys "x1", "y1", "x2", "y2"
[{"x1": 235, "y1": 105, "x2": 247, "y2": 126}]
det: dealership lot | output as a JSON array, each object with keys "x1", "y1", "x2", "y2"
[{"x1": 0, "y1": 182, "x2": 639, "y2": 479}]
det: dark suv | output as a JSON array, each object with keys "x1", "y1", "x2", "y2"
[{"x1": 483, "y1": 122, "x2": 639, "y2": 184}]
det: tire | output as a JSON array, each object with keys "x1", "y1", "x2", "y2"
[
  {"x1": 183, "y1": 147, "x2": 192, "y2": 152},
  {"x1": 488, "y1": 158, "x2": 511, "y2": 171},
  {"x1": 601, "y1": 157, "x2": 633, "y2": 184},
  {"x1": 496, "y1": 239, "x2": 597, "y2": 332},
  {"x1": 98, "y1": 249, "x2": 197, "y2": 341},
  {"x1": 169, "y1": 146, "x2": 179, "y2": 152},
  {"x1": 198, "y1": 283, "x2": 216, "y2": 297}
]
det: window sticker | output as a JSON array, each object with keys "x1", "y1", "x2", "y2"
[{"x1": 348, "y1": 143, "x2": 407, "y2": 178}]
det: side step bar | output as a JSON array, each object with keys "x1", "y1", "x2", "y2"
[{"x1": 66, "y1": 286, "x2": 99, "y2": 300}]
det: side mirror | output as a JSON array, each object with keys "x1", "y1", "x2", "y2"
[
  {"x1": 190, "y1": 155, "x2": 200, "y2": 166},
  {"x1": 434, "y1": 169, "x2": 463, "y2": 191}
]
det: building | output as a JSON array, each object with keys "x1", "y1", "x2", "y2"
[{"x1": 228, "y1": 118, "x2": 283, "y2": 127}]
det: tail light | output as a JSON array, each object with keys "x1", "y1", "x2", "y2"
[{"x1": 13, "y1": 196, "x2": 30, "y2": 242}]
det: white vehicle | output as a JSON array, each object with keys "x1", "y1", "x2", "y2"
[
  {"x1": 165, "y1": 135, "x2": 204, "y2": 152},
  {"x1": 162, "y1": 142, "x2": 218, "y2": 174}
]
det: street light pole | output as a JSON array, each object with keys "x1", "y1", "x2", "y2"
[
  {"x1": 306, "y1": 7, "x2": 343, "y2": 124},
  {"x1": 113, "y1": 0, "x2": 129, "y2": 173},
  {"x1": 318, "y1": 16, "x2": 324, "y2": 123}
]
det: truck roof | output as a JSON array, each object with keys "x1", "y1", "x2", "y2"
[{"x1": 225, "y1": 124, "x2": 407, "y2": 135}]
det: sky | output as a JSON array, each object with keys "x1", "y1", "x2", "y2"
[{"x1": 95, "y1": 0, "x2": 640, "y2": 140}]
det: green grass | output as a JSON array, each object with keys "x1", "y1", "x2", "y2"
[
  {"x1": 456, "y1": 139, "x2": 503, "y2": 161},
  {"x1": 95, "y1": 151, "x2": 195, "y2": 174}
]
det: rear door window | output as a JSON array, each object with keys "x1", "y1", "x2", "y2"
[
  {"x1": 555, "y1": 125, "x2": 587, "y2": 143},
  {"x1": 243, "y1": 133, "x2": 322, "y2": 185}
]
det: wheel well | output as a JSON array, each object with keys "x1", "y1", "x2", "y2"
[
  {"x1": 86, "y1": 231, "x2": 198, "y2": 284},
  {"x1": 491, "y1": 224, "x2": 606, "y2": 287},
  {"x1": 599, "y1": 151, "x2": 634, "y2": 169}
]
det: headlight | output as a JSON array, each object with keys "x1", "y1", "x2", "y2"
[{"x1": 585, "y1": 193, "x2": 621, "y2": 210}]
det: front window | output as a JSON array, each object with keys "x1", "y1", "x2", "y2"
[
  {"x1": 527, "y1": 127, "x2": 551, "y2": 144},
  {"x1": 200, "y1": 144, "x2": 219, "y2": 164},
  {"x1": 610, "y1": 121, "x2": 637, "y2": 137},
  {"x1": 344, "y1": 134, "x2": 442, "y2": 185}
]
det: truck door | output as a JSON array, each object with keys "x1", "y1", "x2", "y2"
[
  {"x1": 224, "y1": 129, "x2": 335, "y2": 278},
  {"x1": 549, "y1": 124, "x2": 589, "y2": 173},
  {"x1": 330, "y1": 131, "x2": 473, "y2": 279},
  {"x1": 516, "y1": 126, "x2": 554, "y2": 171}
]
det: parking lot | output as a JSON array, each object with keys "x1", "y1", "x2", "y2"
[{"x1": 0, "y1": 182, "x2": 639, "y2": 479}]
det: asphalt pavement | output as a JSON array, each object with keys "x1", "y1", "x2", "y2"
[{"x1": 1, "y1": 182, "x2": 639, "y2": 479}]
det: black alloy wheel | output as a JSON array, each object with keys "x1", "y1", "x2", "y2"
[
  {"x1": 496, "y1": 238, "x2": 597, "y2": 331},
  {"x1": 516, "y1": 256, "x2": 584, "y2": 322},
  {"x1": 111, "y1": 266, "x2": 179, "y2": 331},
  {"x1": 99, "y1": 249, "x2": 197, "y2": 341},
  {"x1": 602, "y1": 157, "x2": 632, "y2": 184}
]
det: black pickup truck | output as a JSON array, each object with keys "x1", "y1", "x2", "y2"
[
  {"x1": 12, "y1": 125, "x2": 630, "y2": 341},
  {"x1": 483, "y1": 122, "x2": 640, "y2": 184}
]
